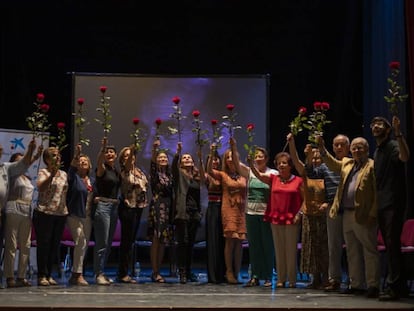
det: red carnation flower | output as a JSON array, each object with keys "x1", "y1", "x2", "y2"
[
  {"x1": 192, "y1": 110, "x2": 200, "y2": 117},
  {"x1": 389, "y1": 61, "x2": 400, "y2": 70},
  {"x1": 172, "y1": 96, "x2": 180, "y2": 105},
  {"x1": 298, "y1": 106, "x2": 307, "y2": 115},
  {"x1": 246, "y1": 123, "x2": 255, "y2": 131},
  {"x1": 77, "y1": 98, "x2": 85, "y2": 105},
  {"x1": 211, "y1": 119, "x2": 218, "y2": 125},
  {"x1": 321, "y1": 102, "x2": 330, "y2": 110},
  {"x1": 226, "y1": 104, "x2": 235, "y2": 111},
  {"x1": 155, "y1": 118, "x2": 162, "y2": 125},
  {"x1": 36, "y1": 93, "x2": 45, "y2": 103},
  {"x1": 40, "y1": 104, "x2": 50, "y2": 113},
  {"x1": 57, "y1": 122, "x2": 65, "y2": 129},
  {"x1": 132, "y1": 117, "x2": 140, "y2": 125},
  {"x1": 313, "y1": 101, "x2": 322, "y2": 111},
  {"x1": 100, "y1": 86, "x2": 107, "y2": 93}
]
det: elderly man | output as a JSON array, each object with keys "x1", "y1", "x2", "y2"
[{"x1": 317, "y1": 136, "x2": 380, "y2": 299}]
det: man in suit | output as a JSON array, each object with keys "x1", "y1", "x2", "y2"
[{"x1": 317, "y1": 136, "x2": 380, "y2": 298}]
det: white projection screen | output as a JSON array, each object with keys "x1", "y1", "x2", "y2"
[{"x1": 71, "y1": 73, "x2": 270, "y2": 176}]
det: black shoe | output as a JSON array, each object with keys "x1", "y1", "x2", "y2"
[
  {"x1": 366, "y1": 287, "x2": 379, "y2": 298},
  {"x1": 340, "y1": 287, "x2": 366, "y2": 295},
  {"x1": 244, "y1": 277, "x2": 259, "y2": 287},
  {"x1": 324, "y1": 281, "x2": 341, "y2": 292},
  {"x1": 179, "y1": 270, "x2": 187, "y2": 284},
  {"x1": 186, "y1": 272, "x2": 198, "y2": 282},
  {"x1": 379, "y1": 289, "x2": 400, "y2": 301}
]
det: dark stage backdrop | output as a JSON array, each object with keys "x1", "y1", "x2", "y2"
[{"x1": 72, "y1": 73, "x2": 269, "y2": 170}]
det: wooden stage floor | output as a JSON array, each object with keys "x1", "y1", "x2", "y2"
[{"x1": 0, "y1": 270, "x2": 413, "y2": 311}]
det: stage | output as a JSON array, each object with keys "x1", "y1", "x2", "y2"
[{"x1": 0, "y1": 270, "x2": 413, "y2": 311}]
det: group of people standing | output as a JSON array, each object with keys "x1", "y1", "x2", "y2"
[{"x1": 0, "y1": 113, "x2": 410, "y2": 303}]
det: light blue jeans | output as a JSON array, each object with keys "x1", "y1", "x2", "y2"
[{"x1": 93, "y1": 201, "x2": 118, "y2": 276}]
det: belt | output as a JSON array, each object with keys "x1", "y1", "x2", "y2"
[
  {"x1": 208, "y1": 195, "x2": 222, "y2": 202},
  {"x1": 97, "y1": 197, "x2": 119, "y2": 204}
]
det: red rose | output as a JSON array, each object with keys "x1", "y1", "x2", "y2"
[
  {"x1": 246, "y1": 123, "x2": 255, "y2": 131},
  {"x1": 226, "y1": 104, "x2": 235, "y2": 111},
  {"x1": 389, "y1": 61, "x2": 400, "y2": 70},
  {"x1": 172, "y1": 96, "x2": 180, "y2": 105},
  {"x1": 100, "y1": 86, "x2": 107, "y2": 93},
  {"x1": 36, "y1": 93, "x2": 45, "y2": 103},
  {"x1": 155, "y1": 118, "x2": 162, "y2": 125},
  {"x1": 132, "y1": 117, "x2": 140, "y2": 125},
  {"x1": 40, "y1": 104, "x2": 50, "y2": 113},
  {"x1": 313, "y1": 101, "x2": 322, "y2": 111},
  {"x1": 298, "y1": 106, "x2": 307, "y2": 115},
  {"x1": 57, "y1": 122, "x2": 65, "y2": 129},
  {"x1": 77, "y1": 98, "x2": 85, "y2": 105},
  {"x1": 321, "y1": 102, "x2": 330, "y2": 110},
  {"x1": 211, "y1": 119, "x2": 218, "y2": 125},
  {"x1": 192, "y1": 110, "x2": 200, "y2": 117}
]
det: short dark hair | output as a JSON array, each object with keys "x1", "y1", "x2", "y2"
[
  {"x1": 105, "y1": 145, "x2": 117, "y2": 153},
  {"x1": 370, "y1": 116, "x2": 391, "y2": 128}
]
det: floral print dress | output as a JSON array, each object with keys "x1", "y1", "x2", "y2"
[{"x1": 147, "y1": 160, "x2": 173, "y2": 243}]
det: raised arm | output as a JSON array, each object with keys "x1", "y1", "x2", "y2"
[
  {"x1": 151, "y1": 139, "x2": 160, "y2": 162},
  {"x1": 96, "y1": 137, "x2": 108, "y2": 177},
  {"x1": 287, "y1": 133, "x2": 305, "y2": 176},
  {"x1": 123, "y1": 145, "x2": 135, "y2": 172},
  {"x1": 22, "y1": 138, "x2": 37, "y2": 166},
  {"x1": 197, "y1": 145, "x2": 206, "y2": 184},
  {"x1": 392, "y1": 116, "x2": 410, "y2": 162},
  {"x1": 206, "y1": 144, "x2": 221, "y2": 180},
  {"x1": 71, "y1": 144, "x2": 82, "y2": 168},
  {"x1": 230, "y1": 137, "x2": 249, "y2": 178},
  {"x1": 316, "y1": 136, "x2": 342, "y2": 173},
  {"x1": 247, "y1": 157, "x2": 271, "y2": 185}
]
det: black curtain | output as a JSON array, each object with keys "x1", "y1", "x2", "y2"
[{"x1": 362, "y1": 0, "x2": 413, "y2": 218}]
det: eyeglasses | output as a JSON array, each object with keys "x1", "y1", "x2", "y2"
[{"x1": 370, "y1": 122, "x2": 385, "y2": 129}]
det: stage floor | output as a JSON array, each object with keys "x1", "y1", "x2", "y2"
[{"x1": 0, "y1": 269, "x2": 413, "y2": 311}]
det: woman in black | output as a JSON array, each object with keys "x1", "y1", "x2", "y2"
[{"x1": 172, "y1": 142, "x2": 204, "y2": 284}]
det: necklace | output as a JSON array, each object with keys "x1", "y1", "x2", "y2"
[
  {"x1": 279, "y1": 175, "x2": 291, "y2": 184},
  {"x1": 229, "y1": 172, "x2": 240, "y2": 181}
]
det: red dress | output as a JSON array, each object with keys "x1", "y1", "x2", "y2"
[{"x1": 264, "y1": 174, "x2": 303, "y2": 225}]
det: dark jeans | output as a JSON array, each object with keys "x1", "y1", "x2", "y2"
[
  {"x1": 32, "y1": 210, "x2": 66, "y2": 278},
  {"x1": 117, "y1": 206, "x2": 143, "y2": 278},
  {"x1": 175, "y1": 218, "x2": 200, "y2": 273}
]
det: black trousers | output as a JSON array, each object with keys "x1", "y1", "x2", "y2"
[
  {"x1": 175, "y1": 218, "x2": 199, "y2": 273},
  {"x1": 117, "y1": 206, "x2": 143, "y2": 278},
  {"x1": 33, "y1": 210, "x2": 66, "y2": 278},
  {"x1": 205, "y1": 202, "x2": 225, "y2": 283}
]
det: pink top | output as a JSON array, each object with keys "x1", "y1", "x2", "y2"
[{"x1": 264, "y1": 174, "x2": 303, "y2": 225}]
